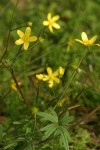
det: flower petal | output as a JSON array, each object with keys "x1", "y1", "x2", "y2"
[
  {"x1": 29, "y1": 36, "x2": 37, "y2": 42},
  {"x1": 49, "y1": 25, "x2": 53, "y2": 32},
  {"x1": 48, "y1": 80, "x2": 54, "y2": 88},
  {"x1": 58, "y1": 67, "x2": 65, "y2": 77},
  {"x1": 52, "y1": 15, "x2": 60, "y2": 22},
  {"x1": 43, "y1": 21, "x2": 49, "y2": 26},
  {"x1": 94, "y1": 44, "x2": 100, "y2": 46},
  {"x1": 25, "y1": 27, "x2": 31, "y2": 37},
  {"x1": 15, "y1": 39, "x2": 24, "y2": 45},
  {"x1": 54, "y1": 77, "x2": 60, "y2": 83},
  {"x1": 75, "y1": 39, "x2": 84, "y2": 44},
  {"x1": 47, "y1": 13, "x2": 52, "y2": 21},
  {"x1": 52, "y1": 23, "x2": 60, "y2": 29},
  {"x1": 36, "y1": 74, "x2": 44, "y2": 80},
  {"x1": 81, "y1": 32, "x2": 88, "y2": 42},
  {"x1": 54, "y1": 70, "x2": 59, "y2": 76},
  {"x1": 23, "y1": 42, "x2": 29, "y2": 50},
  {"x1": 89, "y1": 35, "x2": 97, "y2": 44},
  {"x1": 17, "y1": 30, "x2": 24, "y2": 38},
  {"x1": 43, "y1": 75, "x2": 49, "y2": 81},
  {"x1": 47, "y1": 67, "x2": 53, "y2": 75}
]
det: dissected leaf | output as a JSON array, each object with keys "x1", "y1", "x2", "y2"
[
  {"x1": 36, "y1": 111, "x2": 58, "y2": 123},
  {"x1": 42, "y1": 123, "x2": 58, "y2": 140}
]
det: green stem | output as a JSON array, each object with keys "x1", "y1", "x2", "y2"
[
  {"x1": 0, "y1": 0, "x2": 19, "y2": 62},
  {"x1": 54, "y1": 49, "x2": 88, "y2": 110}
]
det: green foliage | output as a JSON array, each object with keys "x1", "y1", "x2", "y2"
[
  {"x1": 72, "y1": 128, "x2": 91, "y2": 150},
  {"x1": 37, "y1": 108, "x2": 74, "y2": 150},
  {"x1": 0, "y1": 0, "x2": 99, "y2": 149}
]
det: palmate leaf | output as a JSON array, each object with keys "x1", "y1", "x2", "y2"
[
  {"x1": 54, "y1": 126, "x2": 70, "y2": 150},
  {"x1": 36, "y1": 108, "x2": 58, "y2": 123},
  {"x1": 60, "y1": 111, "x2": 74, "y2": 125},
  {"x1": 59, "y1": 126, "x2": 70, "y2": 150},
  {"x1": 41, "y1": 123, "x2": 58, "y2": 140}
]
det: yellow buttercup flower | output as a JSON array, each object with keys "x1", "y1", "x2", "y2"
[
  {"x1": 58, "y1": 98, "x2": 66, "y2": 107},
  {"x1": 32, "y1": 107, "x2": 39, "y2": 114},
  {"x1": 27, "y1": 22, "x2": 32, "y2": 26},
  {"x1": 58, "y1": 66, "x2": 65, "y2": 78},
  {"x1": 11, "y1": 80, "x2": 21, "y2": 92},
  {"x1": 36, "y1": 67, "x2": 65, "y2": 88},
  {"x1": 36, "y1": 74, "x2": 44, "y2": 80},
  {"x1": 75, "y1": 32, "x2": 100, "y2": 47},
  {"x1": 15, "y1": 27, "x2": 37, "y2": 50},
  {"x1": 43, "y1": 12, "x2": 61, "y2": 32}
]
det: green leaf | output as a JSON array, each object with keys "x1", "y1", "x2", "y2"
[
  {"x1": 48, "y1": 107, "x2": 58, "y2": 121},
  {"x1": 13, "y1": 121, "x2": 22, "y2": 125},
  {"x1": 40, "y1": 123, "x2": 58, "y2": 131},
  {"x1": 28, "y1": 141, "x2": 35, "y2": 150},
  {"x1": 0, "y1": 124, "x2": 3, "y2": 141},
  {"x1": 42, "y1": 123, "x2": 58, "y2": 140},
  {"x1": 4, "y1": 142, "x2": 17, "y2": 149},
  {"x1": 58, "y1": 126, "x2": 70, "y2": 150},
  {"x1": 36, "y1": 111, "x2": 58, "y2": 123},
  {"x1": 60, "y1": 112, "x2": 74, "y2": 125}
]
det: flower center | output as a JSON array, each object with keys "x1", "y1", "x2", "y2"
[
  {"x1": 49, "y1": 20, "x2": 54, "y2": 26},
  {"x1": 23, "y1": 35, "x2": 29, "y2": 42}
]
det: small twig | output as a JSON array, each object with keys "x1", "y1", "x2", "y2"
[
  {"x1": 35, "y1": 83, "x2": 40, "y2": 106},
  {"x1": 54, "y1": 50, "x2": 88, "y2": 110},
  {"x1": 72, "y1": 105, "x2": 100, "y2": 127},
  {"x1": 11, "y1": 68, "x2": 32, "y2": 115},
  {"x1": 0, "y1": 0, "x2": 19, "y2": 62}
]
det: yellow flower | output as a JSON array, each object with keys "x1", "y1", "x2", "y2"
[
  {"x1": 43, "y1": 12, "x2": 61, "y2": 32},
  {"x1": 75, "y1": 32, "x2": 100, "y2": 47},
  {"x1": 15, "y1": 27, "x2": 37, "y2": 50},
  {"x1": 11, "y1": 80, "x2": 21, "y2": 92},
  {"x1": 36, "y1": 74, "x2": 44, "y2": 80},
  {"x1": 58, "y1": 66, "x2": 65, "y2": 78},
  {"x1": 27, "y1": 22, "x2": 32, "y2": 26},
  {"x1": 38, "y1": 37, "x2": 44, "y2": 43},
  {"x1": 36, "y1": 67, "x2": 65, "y2": 88},
  {"x1": 58, "y1": 98, "x2": 66, "y2": 107},
  {"x1": 32, "y1": 107, "x2": 39, "y2": 114}
]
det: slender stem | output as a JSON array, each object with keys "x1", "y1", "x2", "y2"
[
  {"x1": 54, "y1": 49, "x2": 87, "y2": 110},
  {"x1": 0, "y1": 0, "x2": 19, "y2": 62},
  {"x1": 72, "y1": 105, "x2": 100, "y2": 126},
  {"x1": 11, "y1": 68, "x2": 32, "y2": 115},
  {"x1": 11, "y1": 25, "x2": 26, "y2": 31},
  {"x1": 12, "y1": 45, "x2": 22, "y2": 64}
]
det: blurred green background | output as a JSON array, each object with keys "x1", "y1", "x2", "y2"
[{"x1": 0, "y1": 0, "x2": 100, "y2": 149}]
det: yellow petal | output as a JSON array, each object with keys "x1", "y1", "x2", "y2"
[
  {"x1": 54, "y1": 70, "x2": 59, "y2": 76},
  {"x1": 27, "y1": 22, "x2": 32, "y2": 26},
  {"x1": 29, "y1": 36, "x2": 37, "y2": 42},
  {"x1": 49, "y1": 25, "x2": 53, "y2": 32},
  {"x1": 36, "y1": 74, "x2": 44, "y2": 80},
  {"x1": 25, "y1": 27, "x2": 31, "y2": 37},
  {"x1": 23, "y1": 42, "x2": 29, "y2": 50},
  {"x1": 43, "y1": 75, "x2": 49, "y2": 81},
  {"x1": 89, "y1": 35, "x2": 97, "y2": 44},
  {"x1": 47, "y1": 13, "x2": 52, "y2": 21},
  {"x1": 15, "y1": 39, "x2": 24, "y2": 45},
  {"x1": 94, "y1": 44, "x2": 100, "y2": 46},
  {"x1": 43, "y1": 21, "x2": 49, "y2": 26},
  {"x1": 54, "y1": 77, "x2": 60, "y2": 83},
  {"x1": 75, "y1": 39, "x2": 84, "y2": 44},
  {"x1": 58, "y1": 67, "x2": 65, "y2": 77},
  {"x1": 48, "y1": 80, "x2": 54, "y2": 88},
  {"x1": 52, "y1": 23, "x2": 61, "y2": 29},
  {"x1": 47, "y1": 67, "x2": 52, "y2": 75},
  {"x1": 81, "y1": 32, "x2": 88, "y2": 42},
  {"x1": 17, "y1": 30, "x2": 24, "y2": 38},
  {"x1": 52, "y1": 15, "x2": 60, "y2": 22}
]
